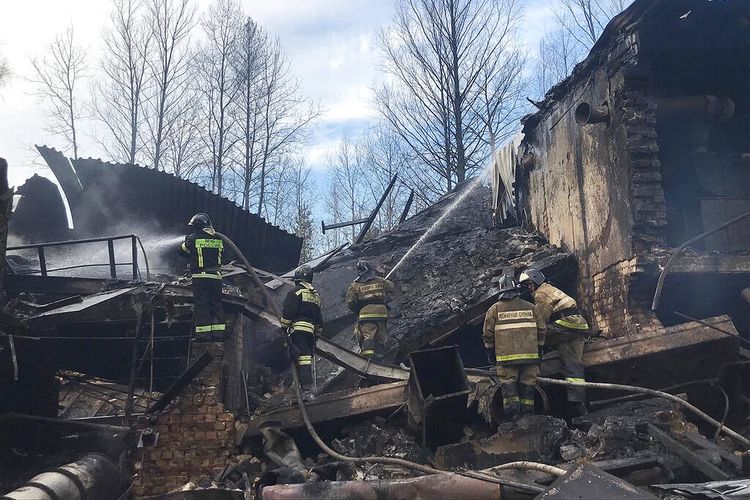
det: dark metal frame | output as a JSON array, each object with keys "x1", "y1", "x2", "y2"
[{"x1": 7, "y1": 234, "x2": 142, "y2": 280}]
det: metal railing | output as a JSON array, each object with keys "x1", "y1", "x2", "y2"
[{"x1": 6, "y1": 234, "x2": 150, "y2": 281}]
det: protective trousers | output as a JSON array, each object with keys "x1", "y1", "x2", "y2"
[
  {"x1": 546, "y1": 325, "x2": 586, "y2": 402},
  {"x1": 355, "y1": 320, "x2": 387, "y2": 360},
  {"x1": 289, "y1": 330, "x2": 314, "y2": 388},
  {"x1": 192, "y1": 277, "x2": 225, "y2": 334},
  {"x1": 497, "y1": 364, "x2": 539, "y2": 419}
]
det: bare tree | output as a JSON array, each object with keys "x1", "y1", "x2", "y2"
[
  {"x1": 255, "y1": 37, "x2": 319, "y2": 217},
  {"x1": 197, "y1": 0, "x2": 242, "y2": 196},
  {"x1": 360, "y1": 124, "x2": 411, "y2": 231},
  {"x1": 377, "y1": 0, "x2": 525, "y2": 197},
  {"x1": 165, "y1": 97, "x2": 203, "y2": 178},
  {"x1": 287, "y1": 160, "x2": 317, "y2": 262},
  {"x1": 30, "y1": 27, "x2": 88, "y2": 159},
  {"x1": 0, "y1": 52, "x2": 10, "y2": 87},
  {"x1": 557, "y1": 0, "x2": 632, "y2": 49},
  {"x1": 533, "y1": 27, "x2": 582, "y2": 99},
  {"x1": 327, "y1": 134, "x2": 367, "y2": 242},
  {"x1": 91, "y1": 0, "x2": 151, "y2": 164},
  {"x1": 145, "y1": 0, "x2": 196, "y2": 171},
  {"x1": 233, "y1": 17, "x2": 265, "y2": 210}
]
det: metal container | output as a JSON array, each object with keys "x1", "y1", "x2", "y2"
[{"x1": 407, "y1": 345, "x2": 470, "y2": 448}]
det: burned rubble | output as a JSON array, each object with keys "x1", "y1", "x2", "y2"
[{"x1": 3, "y1": 1, "x2": 750, "y2": 498}]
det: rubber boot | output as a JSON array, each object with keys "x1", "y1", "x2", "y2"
[{"x1": 519, "y1": 384, "x2": 536, "y2": 416}]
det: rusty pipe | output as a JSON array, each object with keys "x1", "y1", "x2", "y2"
[
  {"x1": 575, "y1": 103, "x2": 610, "y2": 125},
  {"x1": 1, "y1": 453, "x2": 124, "y2": 500},
  {"x1": 261, "y1": 474, "x2": 503, "y2": 500},
  {"x1": 656, "y1": 95, "x2": 735, "y2": 122}
]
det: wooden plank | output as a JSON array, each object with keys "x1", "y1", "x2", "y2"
[
  {"x1": 242, "y1": 381, "x2": 408, "y2": 438},
  {"x1": 541, "y1": 316, "x2": 738, "y2": 376},
  {"x1": 647, "y1": 424, "x2": 731, "y2": 481}
]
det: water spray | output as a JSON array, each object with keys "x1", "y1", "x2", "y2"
[{"x1": 386, "y1": 170, "x2": 490, "y2": 280}]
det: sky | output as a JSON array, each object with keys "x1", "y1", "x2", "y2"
[{"x1": 0, "y1": 0, "x2": 561, "y2": 190}]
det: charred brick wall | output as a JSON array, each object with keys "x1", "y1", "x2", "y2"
[
  {"x1": 518, "y1": 37, "x2": 669, "y2": 337},
  {"x1": 133, "y1": 341, "x2": 239, "y2": 496}
]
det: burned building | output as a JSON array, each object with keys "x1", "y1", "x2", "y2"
[{"x1": 500, "y1": 0, "x2": 750, "y2": 341}]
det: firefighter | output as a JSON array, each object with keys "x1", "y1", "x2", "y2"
[
  {"x1": 519, "y1": 268, "x2": 589, "y2": 417},
  {"x1": 179, "y1": 213, "x2": 225, "y2": 335},
  {"x1": 280, "y1": 265, "x2": 323, "y2": 390},
  {"x1": 345, "y1": 260, "x2": 394, "y2": 360},
  {"x1": 483, "y1": 273, "x2": 546, "y2": 420}
]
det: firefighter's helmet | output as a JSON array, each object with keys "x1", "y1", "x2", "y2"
[
  {"x1": 294, "y1": 265, "x2": 313, "y2": 283},
  {"x1": 497, "y1": 273, "x2": 520, "y2": 299},
  {"x1": 519, "y1": 268, "x2": 546, "y2": 287},
  {"x1": 188, "y1": 213, "x2": 213, "y2": 230}
]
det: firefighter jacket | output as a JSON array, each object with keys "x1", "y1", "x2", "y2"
[
  {"x1": 179, "y1": 228, "x2": 224, "y2": 279},
  {"x1": 346, "y1": 276, "x2": 394, "y2": 323},
  {"x1": 281, "y1": 281, "x2": 323, "y2": 335},
  {"x1": 483, "y1": 297, "x2": 546, "y2": 365},
  {"x1": 533, "y1": 282, "x2": 589, "y2": 336}
]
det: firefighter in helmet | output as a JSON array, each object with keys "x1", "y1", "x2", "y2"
[
  {"x1": 179, "y1": 213, "x2": 226, "y2": 335},
  {"x1": 345, "y1": 260, "x2": 394, "y2": 360},
  {"x1": 280, "y1": 265, "x2": 323, "y2": 389},
  {"x1": 519, "y1": 268, "x2": 589, "y2": 417},
  {"x1": 483, "y1": 273, "x2": 546, "y2": 420}
]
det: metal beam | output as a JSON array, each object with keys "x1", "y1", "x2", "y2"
[
  {"x1": 315, "y1": 337, "x2": 410, "y2": 381},
  {"x1": 647, "y1": 424, "x2": 731, "y2": 481},
  {"x1": 241, "y1": 381, "x2": 407, "y2": 438},
  {"x1": 355, "y1": 175, "x2": 398, "y2": 244},
  {"x1": 147, "y1": 351, "x2": 213, "y2": 414}
]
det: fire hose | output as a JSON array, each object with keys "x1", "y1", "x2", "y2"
[
  {"x1": 536, "y1": 377, "x2": 750, "y2": 449},
  {"x1": 219, "y1": 234, "x2": 559, "y2": 492},
  {"x1": 289, "y1": 362, "x2": 547, "y2": 494}
]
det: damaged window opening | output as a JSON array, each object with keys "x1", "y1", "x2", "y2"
[{"x1": 2, "y1": 1, "x2": 750, "y2": 499}]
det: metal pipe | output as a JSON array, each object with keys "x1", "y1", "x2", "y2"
[
  {"x1": 652, "y1": 210, "x2": 750, "y2": 311},
  {"x1": 575, "y1": 102, "x2": 610, "y2": 125},
  {"x1": 656, "y1": 96, "x2": 735, "y2": 122},
  {"x1": 355, "y1": 174, "x2": 398, "y2": 244},
  {"x1": 6, "y1": 233, "x2": 138, "y2": 251},
  {"x1": 321, "y1": 217, "x2": 369, "y2": 234},
  {"x1": 536, "y1": 377, "x2": 750, "y2": 448},
  {"x1": 261, "y1": 474, "x2": 502, "y2": 500},
  {"x1": 1, "y1": 453, "x2": 124, "y2": 500}
]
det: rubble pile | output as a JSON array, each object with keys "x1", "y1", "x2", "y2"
[{"x1": 310, "y1": 183, "x2": 575, "y2": 364}]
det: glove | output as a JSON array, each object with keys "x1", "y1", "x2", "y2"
[{"x1": 485, "y1": 346, "x2": 496, "y2": 367}]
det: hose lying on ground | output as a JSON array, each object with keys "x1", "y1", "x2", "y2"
[
  {"x1": 536, "y1": 377, "x2": 750, "y2": 449},
  {"x1": 289, "y1": 362, "x2": 546, "y2": 494},
  {"x1": 482, "y1": 461, "x2": 565, "y2": 477},
  {"x1": 221, "y1": 233, "x2": 554, "y2": 491}
]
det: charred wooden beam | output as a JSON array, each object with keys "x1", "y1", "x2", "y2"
[{"x1": 647, "y1": 424, "x2": 731, "y2": 481}]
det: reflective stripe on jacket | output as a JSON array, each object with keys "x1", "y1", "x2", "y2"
[
  {"x1": 179, "y1": 229, "x2": 224, "y2": 278},
  {"x1": 533, "y1": 283, "x2": 589, "y2": 332},
  {"x1": 281, "y1": 281, "x2": 323, "y2": 335},
  {"x1": 483, "y1": 297, "x2": 545, "y2": 365},
  {"x1": 346, "y1": 276, "x2": 394, "y2": 323}
]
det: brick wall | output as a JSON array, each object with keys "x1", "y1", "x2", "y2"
[
  {"x1": 592, "y1": 258, "x2": 662, "y2": 338},
  {"x1": 133, "y1": 341, "x2": 239, "y2": 496},
  {"x1": 621, "y1": 65, "x2": 668, "y2": 255}
]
